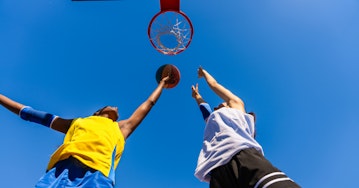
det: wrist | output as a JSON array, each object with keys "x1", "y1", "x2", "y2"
[
  {"x1": 159, "y1": 80, "x2": 167, "y2": 87},
  {"x1": 194, "y1": 94, "x2": 202, "y2": 100}
]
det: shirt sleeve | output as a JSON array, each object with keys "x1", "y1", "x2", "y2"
[{"x1": 199, "y1": 103, "x2": 212, "y2": 121}]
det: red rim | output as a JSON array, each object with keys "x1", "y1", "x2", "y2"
[{"x1": 148, "y1": 10, "x2": 194, "y2": 55}]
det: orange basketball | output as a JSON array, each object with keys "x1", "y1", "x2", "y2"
[{"x1": 156, "y1": 64, "x2": 180, "y2": 88}]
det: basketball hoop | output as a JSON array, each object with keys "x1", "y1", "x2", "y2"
[{"x1": 148, "y1": 0, "x2": 194, "y2": 55}]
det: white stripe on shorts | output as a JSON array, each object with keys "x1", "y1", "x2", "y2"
[
  {"x1": 262, "y1": 177, "x2": 292, "y2": 188},
  {"x1": 254, "y1": 172, "x2": 285, "y2": 188}
]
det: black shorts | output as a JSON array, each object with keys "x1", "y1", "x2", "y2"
[{"x1": 209, "y1": 148, "x2": 300, "y2": 188}]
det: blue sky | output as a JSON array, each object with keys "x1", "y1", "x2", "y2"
[{"x1": 1, "y1": 0, "x2": 359, "y2": 187}]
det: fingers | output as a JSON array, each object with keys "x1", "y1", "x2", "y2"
[
  {"x1": 162, "y1": 75, "x2": 170, "y2": 82},
  {"x1": 191, "y1": 83, "x2": 199, "y2": 91},
  {"x1": 198, "y1": 66, "x2": 203, "y2": 71},
  {"x1": 191, "y1": 85, "x2": 197, "y2": 93},
  {"x1": 191, "y1": 84, "x2": 200, "y2": 98}
]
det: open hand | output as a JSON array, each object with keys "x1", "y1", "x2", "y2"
[{"x1": 191, "y1": 83, "x2": 200, "y2": 98}]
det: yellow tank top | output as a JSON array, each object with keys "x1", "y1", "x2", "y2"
[{"x1": 47, "y1": 116, "x2": 125, "y2": 178}]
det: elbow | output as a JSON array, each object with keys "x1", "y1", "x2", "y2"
[{"x1": 234, "y1": 97, "x2": 244, "y2": 105}]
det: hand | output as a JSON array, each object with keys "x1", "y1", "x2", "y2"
[
  {"x1": 191, "y1": 83, "x2": 206, "y2": 104},
  {"x1": 160, "y1": 75, "x2": 170, "y2": 88},
  {"x1": 191, "y1": 83, "x2": 200, "y2": 99},
  {"x1": 197, "y1": 66, "x2": 205, "y2": 78}
]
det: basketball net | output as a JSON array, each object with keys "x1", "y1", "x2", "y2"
[{"x1": 150, "y1": 11, "x2": 192, "y2": 55}]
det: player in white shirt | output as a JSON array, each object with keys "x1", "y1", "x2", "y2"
[{"x1": 191, "y1": 67, "x2": 300, "y2": 188}]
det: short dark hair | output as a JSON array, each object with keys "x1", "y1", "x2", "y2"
[{"x1": 93, "y1": 106, "x2": 110, "y2": 116}]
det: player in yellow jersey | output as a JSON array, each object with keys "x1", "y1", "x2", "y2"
[{"x1": 0, "y1": 76, "x2": 170, "y2": 188}]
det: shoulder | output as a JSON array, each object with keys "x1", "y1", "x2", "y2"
[{"x1": 51, "y1": 117, "x2": 76, "y2": 134}]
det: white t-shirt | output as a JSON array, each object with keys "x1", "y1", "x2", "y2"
[{"x1": 195, "y1": 107, "x2": 264, "y2": 182}]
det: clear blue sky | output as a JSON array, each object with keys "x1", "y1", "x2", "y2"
[{"x1": 1, "y1": 0, "x2": 359, "y2": 187}]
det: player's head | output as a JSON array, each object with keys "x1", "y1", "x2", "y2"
[
  {"x1": 93, "y1": 106, "x2": 119, "y2": 121},
  {"x1": 214, "y1": 102, "x2": 228, "y2": 111}
]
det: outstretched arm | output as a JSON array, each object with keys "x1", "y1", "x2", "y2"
[
  {"x1": 0, "y1": 94, "x2": 73, "y2": 134},
  {"x1": 197, "y1": 67, "x2": 245, "y2": 112},
  {"x1": 118, "y1": 76, "x2": 169, "y2": 139}
]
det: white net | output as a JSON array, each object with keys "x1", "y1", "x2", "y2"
[{"x1": 149, "y1": 11, "x2": 193, "y2": 55}]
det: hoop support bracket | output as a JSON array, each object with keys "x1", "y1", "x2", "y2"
[{"x1": 160, "y1": 0, "x2": 180, "y2": 12}]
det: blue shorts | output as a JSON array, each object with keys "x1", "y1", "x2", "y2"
[{"x1": 35, "y1": 157, "x2": 113, "y2": 188}]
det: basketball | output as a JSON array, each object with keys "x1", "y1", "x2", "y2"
[{"x1": 156, "y1": 64, "x2": 181, "y2": 88}]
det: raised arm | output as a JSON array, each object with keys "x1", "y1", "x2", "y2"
[
  {"x1": 0, "y1": 94, "x2": 73, "y2": 134},
  {"x1": 118, "y1": 76, "x2": 169, "y2": 139},
  {"x1": 198, "y1": 67, "x2": 245, "y2": 112}
]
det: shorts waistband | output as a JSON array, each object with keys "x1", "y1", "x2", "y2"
[{"x1": 51, "y1": 156, "x2": 97, "y2": 174}]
